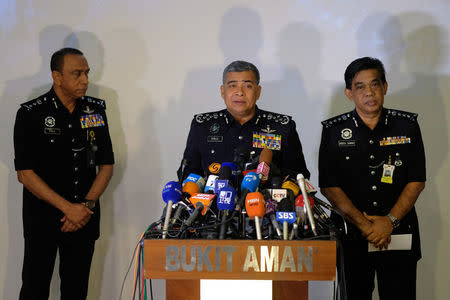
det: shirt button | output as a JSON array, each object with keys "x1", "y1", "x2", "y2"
[
  {"x1": 74, "y1": 181, "x2": 79, "y2": 185},
  {"x1": 372, "y1": 185, "x2": 377, "y2": 191},
  {"x1": 50, "y1": 139, "x2": 55, "y2": 143},
  {"x1": 72, "y1": 138, "x2": 75, "y2": 143},
  {"x1": 371, "y1": 170, "x2": 376, "y2": 175},
  {"x1": 370, "y1": 155, "x2": 375, "y2": 160},
  {"x1": 396, "y1": 152, "x2": 400, "y2": 157},
  {"x1": 74, "y1": 195, "x2": 78, "y2": 199},
  {"x1": 74, "y1": 167, "x2": 79, "y2": 172},
  {"x1": 238, "y1": 136, "x2": 243, "y2": 140},
  {"x1": 345, "y1": 156, "x2": 350, "y2": 160},
  {"x1": 73, "y1": 152, "x2": 78, "y2": 157},
  {"x1": 373, "y1": 201, "x2": 378, "y2": 207},
  {"x1": 369, "y1": 140, "x2": 374, "y2": 144},
  {"x1": 211, "y1": 149, "x2": 215, "y2": 154},
  {"x1": 68, "y1": 124, "x2": 72, "y2": 128}
]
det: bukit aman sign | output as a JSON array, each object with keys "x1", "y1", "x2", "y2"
[{"x1": 144, "y1": 240, "x2": 336, "y2": 281}]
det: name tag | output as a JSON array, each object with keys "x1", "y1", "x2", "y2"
[
  {"x1": 338, "y1": 140, "x2": 356, "y2": 147},
  {"x1": 207, "y1": 136, "x2": 223, "y2": 143},
  {"x1": 44, "y1": 128, "x2": 61, "y2": 135}
]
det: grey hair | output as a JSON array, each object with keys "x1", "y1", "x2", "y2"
[{"x1": 222, "y1": 60, "x2": 260, "y2": 84}]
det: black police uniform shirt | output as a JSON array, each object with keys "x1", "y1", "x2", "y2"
[
  {"x1": 318, "y1": 108, "x2": 426, "y2": 259},
  {"x1": 14, "y1": 88, "x2": 115, "y2": 241},
  {"x1": 180, "y1": 106, "x2": 310, "y2": 179}
]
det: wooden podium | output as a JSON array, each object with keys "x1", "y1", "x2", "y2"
[{"x1": 144, "y1": 239, "x2": 336, "y2": 300}]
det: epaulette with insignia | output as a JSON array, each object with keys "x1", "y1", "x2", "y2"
[
  {"x1": 386, "y1": 109, "x2": 417, "y2": 122},
  {"x1": 321, "y1": 112, "x2": 352, "y2": 128},
  {"x1": 20, "y1": 96, "x2": 51, "y2": 111},
  {"x1": 256, "y1": 110, "x2": 291, "y2": 125},
  {"x1": 194, "y1": 109, "x2": 228, "y2": 124},
  {"x1": 82, "y1": 96, "x2": 106, "y2": 109}
]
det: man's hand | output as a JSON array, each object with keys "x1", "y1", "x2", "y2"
[
  {"x1": 60, "y1": 217, "x2": 79, "y2": 233},
  {"x1": 63, "y1": 203, "x2": 93, "y2": 229},
  {"x1": 364, "y1": 212, "x2": 393, "y2": 249}
]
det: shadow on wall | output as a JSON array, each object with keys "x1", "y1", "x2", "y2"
[
  {"x1": 64, "y1": 30, "x2": 127, "y2": 300},
  {"x1": 157, "y1": 5, "x2": 265, "y2": 176},
  {"x1": 327, "y1": 11, "x2": 448, "y2": 300},
  {"x1": 262, "y1": 21, "x2": 329, "y2": 178},
  {"x1": 96, "y1": 27, "x2": 162, "y2": 300},
  {"x1": 1, "y1": 24, "x2": 74, "y2": 300}
]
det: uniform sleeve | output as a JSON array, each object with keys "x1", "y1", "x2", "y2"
[
  {"x1": 13, "y1": 108, "x2": 37, "y2": 170},
  {"x1": 406, "y1": 121, "x2": 426, "y2": 182},
  {"x1": 283, "y1": 120, "x2": 310, "y2": 179},
  {"x1": 95, "y1": 109, "x2": 115, "y2": 165},
  {"x1": 318, "y1": 126, "x2": 339, "y2": 188},
  {"x1": 177, "y1": 118, "x2": 204, "y2": 178}
]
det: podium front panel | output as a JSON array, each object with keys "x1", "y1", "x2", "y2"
[{"x1": 144, "y1": 239, "x2": 335, "y2": 281}]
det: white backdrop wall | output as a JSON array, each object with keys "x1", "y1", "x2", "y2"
[{"x1": 1, "y1": 1, "x2": 449, "y2": 299}]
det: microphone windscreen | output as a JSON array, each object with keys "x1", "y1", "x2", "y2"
[
  {"x1": 259, "y1": 148, "x2": 273, "y2": 164},
  {"x1": 245, "y1": 192, "x2": 266, "y2": 219},
  {"x1": 295, "y1": 194, "x2": 315, "y2": 208},
  {"x1": 282, "y1": 180, "x2": 300, "y2": 197},
  {"x1": 162, "y1": 181, "x2": 182, "y2": 204},
  {"x1": 241, "y1": 172, "x2": 260, "y2": 192},
  {"x1": 182, "y1": 181, "x2": 200, "y2": 195},
  {"x1": 217, "y1": 186, "x2": 236, "y2": 211}
]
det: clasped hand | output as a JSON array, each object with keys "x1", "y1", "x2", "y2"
[{"x1": 361, "y1": 212, "x2": 393, "y2": 250}]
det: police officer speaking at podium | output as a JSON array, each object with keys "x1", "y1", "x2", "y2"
[
  {"x1": 319, "y1": 57, "x2": 426, "y2": 300},
  {"x1": 13, "y1": 48, "x2": 114, "y2": 300},
  {"x1": 178, "y1": 60, "x2": 310, "y2": 180}
]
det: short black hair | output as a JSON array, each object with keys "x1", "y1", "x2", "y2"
[
  {"x1": 344, "y1": 57, "x2": 386, "y2": 89},
  {"x1": 223, "y1": 60, "x2": 260, "y2": 85},
  {"x1": 50, "y1": 47, "x2": 84, "y2": 72}
]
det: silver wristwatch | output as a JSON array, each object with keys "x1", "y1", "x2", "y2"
[
  {"x1": 83, "y1": 200, "x2": 96, "y2": 210},
  {"x1": 387, "y1": 213, "x2": 400, "y2": 229}
]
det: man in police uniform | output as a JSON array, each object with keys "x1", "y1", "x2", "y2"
[
  {"x1": 319, "y1": 57, "x2": 425, "y2": 299},
  {"x1": 14, "y1": 48, "x2": 114, "y2": 299},
  {"x1": 178, "y1": 60, "x2": 309, "y2": 180}
]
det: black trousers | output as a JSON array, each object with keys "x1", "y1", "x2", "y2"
[
  {"x1": 339, "y1": 239, "x2": 417, "y2": 300},
  {"x1": 19, "y1": 234, "x2": 95, "y2": 300}
]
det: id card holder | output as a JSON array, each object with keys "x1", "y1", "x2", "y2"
[{"x1": 381, "y1": 164, "x2": 395, "y2": 184}]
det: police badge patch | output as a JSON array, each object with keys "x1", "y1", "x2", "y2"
[{"x1": 45, "y1": 116, "x2": 55, "y2": 127}]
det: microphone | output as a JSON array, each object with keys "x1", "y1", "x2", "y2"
[
  {"x1": 217, "y1": 186, "x2": 237, "y2": 239},
  {"x1": 236, "y1": 172, "x2": 260, "y2": 212},
  {"x1": 214, "y1": 165, "x2": 232, "y2": 194},
  {"x1": 295, "y1": 194, "x2": 315, "y2": 228},
  {"x1": 256, "y1": 148, "x2": 273, "y2": 181},
  {"x1": 281, "y1": 178, "x2": 300, "y2": 197},
  {"x1": 177, "y1": 159, "x2": 190, "y2": 183},
  {"x1": 276, "y1": 197, "x2": 296, "y2": 240},
  {"x1": 264, "y1": 193, "x2": 282, "y2": 238},
  {"x1": 161, "y1": 181, "x2": 182, "y2": 239},
  {"x1": 204, "y1": 174, "x2": 219, "y2": 193},
  {"x1": 245, "y1": 192, "x2": 266, "y2": 240},
  {"x1": 297, "y1": 174, "x2": 318, "y2": 236},
  {"x1": 208, "y1": 162, "x2": 221, "y2": 175},
  {"x1": 183, "y1": 173, "x2": 206, "y2": 191},
  {"x1": 184, "y1": 193, "x2": 216, "y2": 227}
]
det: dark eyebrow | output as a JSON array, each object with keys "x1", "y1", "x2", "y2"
[{"x1": 226, "y1": 79, "x2": 255, "y2": 84}]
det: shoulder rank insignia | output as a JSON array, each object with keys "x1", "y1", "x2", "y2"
[
  {"x1": 83, "y1": 96, "x2": 106, "y2": 109},
  {"x1": 258, "y1": 112, "x2": 290, "y2": 125},
  {"x1": 194, "y1": 110, "x2": 228, "y2": 124},
  {"x1": 321, "y1": 112, "x2": 352, "y2": 128},
  {"x1": 386, "y1": 109, "x2": 417, "y2": 122},
  {"x1": 20, "y1": 96, "x2": 50, "y2": 111}
]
